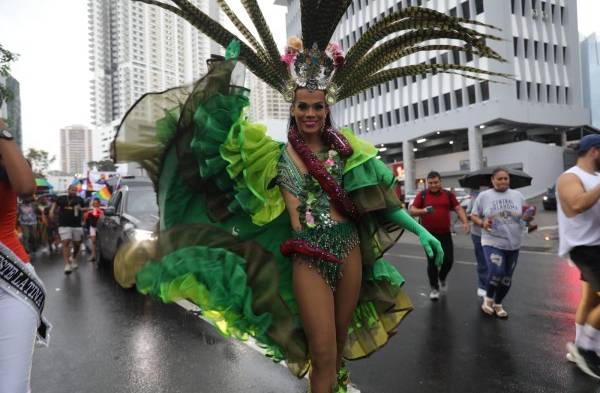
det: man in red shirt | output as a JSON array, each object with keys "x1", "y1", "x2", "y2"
[{"x1": 410, "y1": 171, "x2": 469, "y2": 300}]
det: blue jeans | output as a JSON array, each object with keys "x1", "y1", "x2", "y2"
[
  {"x1": 471, "y1": 235, "x2": 487, "y2": 290},
  {"x1": 482, "y1": 246, "x2": 520, "y2": 304}
]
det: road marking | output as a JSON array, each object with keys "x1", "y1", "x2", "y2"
[
  {"x1": 537, "y1": 225, "x2": 558, "y2": 231},
  {"x1": 386, "y1": 253, "x2": 476, "y2": 266},
  {"x1": 174, "y1": 299, "x2": 362, "y2": 391}
]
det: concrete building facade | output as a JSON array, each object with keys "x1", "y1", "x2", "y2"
[
  {"x1": 0, "y1": 74, "x2": 23, "y2": 149},
  {"x1": 277, "y1": 0, "x2": 590, "y2": 197},
  {"x1": 60, "y1": 125, "x2": 93, "y2": 175},
  {"x1": 581, "y1": 33, "x2": 600, "y2": 129},
  {"x1": 88, "y1": 0, "x2": 222, "y2": 161}
]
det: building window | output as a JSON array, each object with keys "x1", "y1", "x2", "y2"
[
  {"x1": 480, "y1": 81, "x2": 490, "y2": 101},
  {"x1": 394, "y1": 78, "x2": 399, "y2": 89},
  {"x1": 449, "y1": 7, "x2": 457, "y2": 17},
  {"x1": 511, "y1": 0, "x2": 515, "y2": 14},
  {"x1": 546, "y1": 84, "x2": 551, "y2": 103},
  {"x1": 544, "y1": 43, "x2": 548, "y2": 61},
  {"x1": 534, "y1": 41, "x2": 539, "y2": 60},
  {"x1": 553, "y1": 44, "x2": 558, "y2": 62},
  {"x1": 524, "y1": 39, "x2": 529, "y2": 58},
  {"x1": 452, "y1": 50, "x2": 460, "y2": 64},
  {"x1": 379, "y1": 114, "x2": 384, "y2": 128},
  {"x1": 536, "y1": 83, "x2": 541, "y2": 101},
  {"x1": 461, "y1": 1, "x2": 470, "y2": 19},
  {"x1": 467, "y1": 85, "x2": 476, "y2": 104},
  {"x1": 455, "y1": 89, "x2": 463, "y2": 107},
  {"x1": 433, "y1": 96, "x2": 440, "y2": 113},
  {"x1": 556, "y1": 86, "x2": 561, "y2": 103},
  {"x1": 563, "y1": 46, "x2": 567, "y2": 64},
  {"x1": 395, "y1": 109, "x2": 400, "y2": 124},
  {"x1": 422, "y1": 99, "x2": 429, "y2": 117},
  {"x1": 513, "y1": 37, "x2": 518, "y2": 57},
  {"x1": 403, "y1": 106, "x2": 410, "y2": 121},
  {"x1": 475, "y1": 0, "x2": 484, "y2": 14},
  {"x1": 521, "y1": 0, "x2": 526, "y2": 15},
  {"x1": 526, "y1": 82, "x2": 532, "y2": 100},
  {"x1": 443, "y1": 92, "x2": 451, "y2": 111},
  {"x1": 565, "y1": 87, "x2": 570, "y2": 104},
  {"x1": 412, "y1": 103, "x2": 419, "y2": 119},
  {"x1": 441, "y1": 53, "x2": 448, "y2": 64},
  {"x1": 560, "y1": 6, "x2": 565, "y2": 25},
  {"x1": 466, "y1": 50, "x2": 473, "y2": 63},
  {"x1": 386, "y1": 111, "x2": 392, "y2": 126},
  {"x1": 378, "y1": 85, "x2": 382, "y2": 96},
  {"x1": 516, "y1": 81, "x2": 521, "y2": 100}
]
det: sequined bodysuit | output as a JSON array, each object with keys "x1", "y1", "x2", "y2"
[{"x1": 276, "y1": 146, "x2": 359, "y2": 288}]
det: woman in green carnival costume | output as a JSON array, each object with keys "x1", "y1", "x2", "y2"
[{"x1": 112, "y1": 1, "x2": 506, "y2": 392}]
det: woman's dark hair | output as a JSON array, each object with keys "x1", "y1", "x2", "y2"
[{"x1": 491, "y1": 167, "x2": 509, "y2": 178}]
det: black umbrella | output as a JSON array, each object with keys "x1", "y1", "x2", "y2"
[{"x1": 458, "y1": 167, "x2": 532, "y2": 189}]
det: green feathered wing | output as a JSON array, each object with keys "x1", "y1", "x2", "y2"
[{"x1": 112, "y1": 57, "x2": 412, "y2": 377}]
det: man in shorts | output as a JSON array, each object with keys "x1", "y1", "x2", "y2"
[
  {"x1": 558, "y1": 134, "x2": 600, "y2": 379},
  {"x1": 50, "y1": 185, "x2": 87, "y2": 274}
]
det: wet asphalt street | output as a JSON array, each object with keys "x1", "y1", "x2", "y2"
[{"x1": 29, "y1": 239, "x2": 596, "y2": 393}]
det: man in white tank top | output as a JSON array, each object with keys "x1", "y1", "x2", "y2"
[{"x1": 558, "y1": 134, "x2": 600, "y2": 380}]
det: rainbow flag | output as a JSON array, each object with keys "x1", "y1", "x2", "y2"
[{"x1": 97, "y1": 186, "x2": 112, "y2": 202}]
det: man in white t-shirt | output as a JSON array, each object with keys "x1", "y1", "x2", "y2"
[{"x1": 559, "y1": 134, "x2": 600, "y2": 380}]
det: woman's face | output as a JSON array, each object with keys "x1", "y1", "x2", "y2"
[
  {"x1": 291, "y1": 89, "x2": 329, "y2": 135},
  {"x1": 491, "y1": 171, "x2": 510, "y2": 192}
]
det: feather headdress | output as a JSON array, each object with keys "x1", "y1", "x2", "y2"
[{"x1": 133, "y1": 0, "x2": 506, "y2": 104}]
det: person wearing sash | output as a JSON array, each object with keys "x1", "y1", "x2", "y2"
[{"x1": 0, "y1": 118, "x2": 50, "y2": 393}]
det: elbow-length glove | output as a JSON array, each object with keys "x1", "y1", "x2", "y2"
[{"x1": 385, "y1": 208, "x2": 444, "y2": 268}]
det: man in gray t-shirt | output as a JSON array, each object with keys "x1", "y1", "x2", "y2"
[{"x1": 471, "y1": 188, "x2": 525, "y2": 251}]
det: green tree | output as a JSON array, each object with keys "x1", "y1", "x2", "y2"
[
  {"x1": 87, "y1": 159, "x2": 117, "y2": 172},
  {"x1": 25, "y1": 148, "x2": 55, "y2": 178},
  {"x1": 0, "y1": 44, "x2": 19, "y2": 105}
]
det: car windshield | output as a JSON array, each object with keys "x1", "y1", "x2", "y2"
[{"x1": 125, "y1": 188, "x2": 158, "y2": 218}]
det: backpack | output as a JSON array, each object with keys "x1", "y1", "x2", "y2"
[{"x1": 419, "y1": 189, "x2": 453, "y2": 208}]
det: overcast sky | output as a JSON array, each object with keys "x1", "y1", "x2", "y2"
[{"x1": 0, "y1": 0, "x2": 598, "y2": 170}]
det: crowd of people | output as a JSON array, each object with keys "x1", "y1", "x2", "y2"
[{"x1": 14, "y1": 186, "x2": 104, "y2": 274}]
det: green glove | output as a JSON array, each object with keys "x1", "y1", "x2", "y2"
[{"x1": 385, "y1": 208, "x2": 444, "y2": 268}]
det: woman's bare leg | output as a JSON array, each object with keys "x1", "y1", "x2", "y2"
[
  {"x1": 293, "y1": 259, "x2": 337, "y2": 393},
  {"x1": 334, "y1": 246, "x2": 362, "y2": 371}
]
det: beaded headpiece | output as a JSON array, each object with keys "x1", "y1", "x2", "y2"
[{"x1": 133, "y1": 0, "x2": 507, "y2": 106}]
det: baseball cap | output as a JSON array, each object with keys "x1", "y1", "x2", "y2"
[{"x1": 577, "y1": 134, "x2": 600, "y2": 154}]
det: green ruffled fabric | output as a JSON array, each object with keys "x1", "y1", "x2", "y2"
[
  {"x1": 221, "y1": 120, "x2": 286, "y2": 225},
  {"x1": 115, "y1": 57, "x2": 413, "y2": 377}
]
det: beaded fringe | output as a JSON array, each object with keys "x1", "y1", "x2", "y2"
[{"x1": 292, "y1": 221, "x2": 359, "y2": 290}]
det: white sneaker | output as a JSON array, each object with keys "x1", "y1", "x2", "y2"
[
  {"x1": 439, "y1": 281, "x2": 448, "y2": 292},
  {"x1": 477, "y1": 288, "x2": 487, "y2": 297},
  {"x1": 429, "y1": 289, "x2": 440, "y2": 301},
  {"x1": 70, "y1": 256, "x2": 79, "y2": 269},
  {"x1": 64, "y1": 263, "x2": 72, "y2": 275}
]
